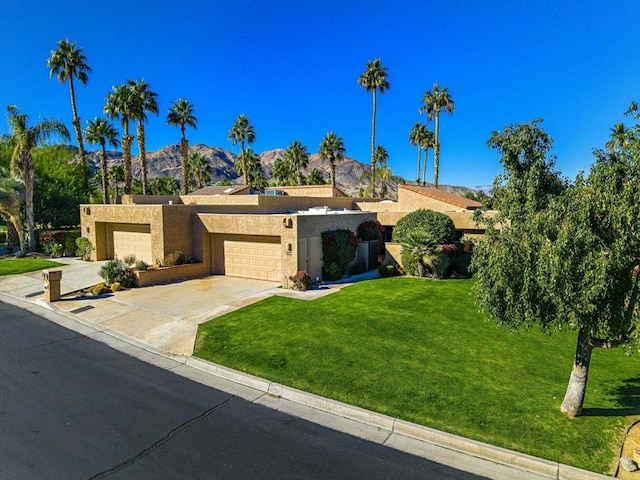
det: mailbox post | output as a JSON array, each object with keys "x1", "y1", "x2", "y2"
[{"x1": 43, "y1": 269, "x2": 62, "y2": 302}]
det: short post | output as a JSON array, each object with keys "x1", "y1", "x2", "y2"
[{"x1": 43, "y1": 269, "x2": 62, "y2": 302}]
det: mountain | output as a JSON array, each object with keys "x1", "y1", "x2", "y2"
[{"x1": 86, "y1": 144, "x2": 476, "y2": 199}]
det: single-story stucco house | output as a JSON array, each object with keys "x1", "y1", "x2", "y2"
[{"x1": 80, "y1": 185, "x2": 486, "y2": 287}]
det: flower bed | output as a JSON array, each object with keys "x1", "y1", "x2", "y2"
[{"x1": 133, "y1": 262, "x2": 208, "y2": 287}]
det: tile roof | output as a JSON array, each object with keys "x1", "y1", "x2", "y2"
[
  {"x1": 188, "y1": 185, "x2": 251, "y2": 196},
  {"x1": 400, "y1": 185, "x2": 481, "y2": 210}
]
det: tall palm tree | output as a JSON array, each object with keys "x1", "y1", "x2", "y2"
[
  {"x1": 128, "y1": 79, "x2": 159, "y2": 195},
  {"x1": 409, "y1": 122, "x2": 428, "y2": 183},
  {"x1": 85, "y1": 117, "x2": 120, "y2": 204},
  {"x1": 228, "y1": 114, "x2": 256, "y2": 186},
  {"x1": 0, "y1": 168, "x2": 25, "y2": 252},
  {"x1": 358, "y1": 58, "x2": 389, "y2": 197},
  {"x1": 104, "y1": 83, "x2": 137, "y2": 194},
  {"x1": 284, "y1": 140, "x2": 309, "y2": 185},
  {"x1": 421, "y1": 129, "x2": 435, "y2": 186},
  {"x1": 47, "y1": 39, "x2": 91, "y2": 195},
  {"x1": 167, "y1": 98, "x2": 197, "y2": 194},
  {"x1": 419, "y1": 82, "x2": 455, "y2": 188},
  {"x1": 5, "y1": 106, "x2": 70, "y2": 251},
  {"x1": 188, "y1": 152, "x2": 212, "y2": 190},
  {"x1": 272, "y1": 156, "x2": 295, "y2": 186},
  {"x1": 361, "y1": 145, "x2": 389, "y2": 197},
  {"x1": 377, "y1": 160, "x2": 393, "y2": 198},
  {"x1": 234, "y1": 147, "x2": 265, "y2": 189},
  {"x1": 319, "y1": 132, "x2": 346, "y2": 187},
  {"x1": 606, "y1": 123, "x2": 631, "y2": 152}
]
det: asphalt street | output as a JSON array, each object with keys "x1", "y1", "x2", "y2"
[{"x1": 0, "y1": 300, "x2": 487, "y2": 479}]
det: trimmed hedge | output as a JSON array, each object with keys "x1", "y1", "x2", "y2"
[
  {"x1": 392, "y1": 209, "x2": 456, "y2": 245},
  {"x1": 321, "y1": 229, "x2": 358, "y2": 281}
]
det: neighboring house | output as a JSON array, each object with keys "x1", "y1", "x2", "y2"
[{"x1": 80, "y1": 184, "x2": 489, "y2": 287}]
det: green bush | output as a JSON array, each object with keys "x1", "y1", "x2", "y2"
[
  {"x1": 75, "y1": 237, "x2": 94, "y2": 261},
  {"x1": 123, "y1": 254, "x2": 137, "y2": 266},
  {"x1": 163, "y1": 250, "x2": 185, "y2": 267},
  {"x1": 321, "y1": 229, "x2": 358, "y2": 281},
  {"x1": 0, "y1": 231, "x2": 6, "y2": 244},
  {"x1": 110, "y1": 282, "x2": 123, "y2": 292},
  {"x1": 64, "y1": 231, "x2": 81, "y2": 256},
  {"x1": 378, "y1": 264, "x2": 395, "y2": 277},
  {"x1": 99, "y1": 259, "x2": 136, "y2": 288},
  {"x1": 392, "y1": 209, "x2": 457, "y2": 246},
  {"x1": 134, "y1": 260, "x2": 149, "y2": 270},
  {"x1": 357, "y1": 219, "x2": 385, "y2": 254}
]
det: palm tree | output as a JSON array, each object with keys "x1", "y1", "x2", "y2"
[
  {"x1": 419, "y1": 83, "x2": 455, "y2": 188},
  {"x1": 104, "y1": 83, "x2": 137, "y2": 194},
  {"x1": 5, "y1": 106, "x2": 70, "y2": 251},
  {"x1": 272, "y1": 156, "x2": 295, "y2": 186},
  {"x1": 85, "y1": 117, "x2": 120, "y2": 204},
  {"x1": 377, "y1": 161, "x2": 393, "y2": 198},
  {"x1": 360, "y1": 145, "x2": 390, "y2": 197},
  {"x1": 606, "y1": 123, "x2": 631, "y2": 152},
  {"x1": 108, "y1": 164, "x2": 125, "y2": 196},
  {"x1": 358, "y1": 58, "x2": 390, "y2": 197},
  {"x1": 228, "y1": 115, "x2": 256, "y2": 186},
  {"x1": 47, "y1": 39, "x2": 91, "y2": 194},
  {"x1": 234, "y1": 147, "x2": 265, "y2": 189},
  {"x1": 188, "y1": 152, "x2": 212, "y2": 190},
  {"x1": 128, "y1": 79, "x2": 159, "y2": 195},
  {"x1": 421, "y1": 128, "x2": 435, "y2": 186},
  {"x1": 305, "y1": 167, "x2": 325, "y2": 185},
  {"x1": 409, "y1": 122, "x2": 428, "y2": 183},
  {"x1": 319, "y1": 132, "x2": 346, "y2": 186},
  {"x1": 284, "y1": 140, "x2": 309, "y2": 185},
  {"x1": 0, "y1": 168, "x2": 25, "y2": 252},
  {"x1": 167, "y1": 98, "x2": 197, "y2": 194}
]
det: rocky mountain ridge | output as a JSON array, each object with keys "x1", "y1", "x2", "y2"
[{"x1": 86, "y1": 144, "x2": 477, "y2": 198}]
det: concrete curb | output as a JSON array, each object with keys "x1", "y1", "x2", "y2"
[{"x1": 1, "y1": 290, "x2": 613, "y2": 479}]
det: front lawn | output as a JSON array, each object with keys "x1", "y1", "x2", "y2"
[
  {"x1": 0, "y1": 257, "x2": 63, "y2": 276},
  {"x1": 194, "y1": 277, "x2": 640, "y2": 475}
]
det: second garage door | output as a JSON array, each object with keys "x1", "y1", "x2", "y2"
[
  {"x1": 110, "y1": 223, "x2": 153, "y2": 264},
  {"x1": 223, "y1": 236, "x2": 281, "y2": 282}
]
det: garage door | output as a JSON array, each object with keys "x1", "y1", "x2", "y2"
[
  {"x1": 111, "y1": 224, "x2": 153, "y2": 264},
  {"x1": 223, "y1": 236, "x2": 281, "y2": 282}
]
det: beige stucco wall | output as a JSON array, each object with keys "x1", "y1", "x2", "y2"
[{"x1": 266, "y1": 185, "x2": 348, "y2": 197}]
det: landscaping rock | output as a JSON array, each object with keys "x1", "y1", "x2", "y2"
[{"x1": 620, "y1": 455, "x2": 638, "y2": 472}]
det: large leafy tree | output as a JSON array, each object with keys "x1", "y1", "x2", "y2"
[
  {"x1": 469, "y1": 118, "x2": 640, "y2": 417},
  {"x1": 167, "y1": 98, "x2": 197, "y2": 194},
  {"x1": 128, "y1": 79, "x2": 159, "y2": 195},
  {"x1": 228, "y1": 114, "x2": 256, "y2": 186},
  {"x1": 188, "y1": 152, "x2": 212, "y2": 190},
  {"x1": 358, "y1": 58, "x2": 389, "y2": 198},
  {"x1": 419, "y1": 83, "x2": 454, "y2": 188},
  {"x1": 284, "y1": 140, "x2": 309, "y2": 185},
  {"x1": 85, "y1": 117, "x2": 120, "y2": 204},
  {"x1": 47, "y1": 39, "x2": 91, "y2": 195},
  {"x1": 104, "y1": 83, "x2": 137, "y2": 194},
  {"x1": 5, "y1": 106, "x2": 69, "y2": 251},
  {"x1": 319, "y1": 132, "x2": 346, "y2": 186}
]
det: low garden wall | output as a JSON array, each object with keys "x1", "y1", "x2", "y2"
[
  {"x1": 385, "y1": 242, "x2": 403, "y2": 268},
  {"x1": 134, "y1": 263, "x2": 208, "y2": 287}
]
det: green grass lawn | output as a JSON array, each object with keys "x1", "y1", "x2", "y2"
[
  {"x1": 194, "y1": 277, "x2": 640, "y2": 474},
  {"x1": 0, "y1": 257, "x2": 63, "y2": 276}
]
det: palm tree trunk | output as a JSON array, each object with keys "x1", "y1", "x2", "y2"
[
  {"x1": 433, "y1": 113, "x2": 440, "y2": 189},
  {"x1": 330, "y1": 160, "x2": 336, "y2": 186},
  {"x1": 416, "y1": 147, "x2": 421, "y2": 183},
  {"x1": 23, "y1": 157, "x2": 36, "y2": 252},
  {"x1": 8, "y1": 214, "x2": 25, "y2": 252},
  {"x1": 297, "y1": 166, "x2": 303, "y2": 186},
  {"x1": 100, "y1": 143, "x2": 109, "y2": 204},
  {"x1": 241, "y1": 141, "x2": 249, "y2": 186},
  {"x1": 181, "y1": 136, "x2": 189, "y2": 194},
  {"x1": 137, "y1": 123, "x2": 147, "y2": 195},
  {"x1": 371, "y1": 90, "x2": 377, "y2": 198},
  {"x1": 122, "y1": 120, "x2": 133, "y2": 195},
  {"x1": 422, "y1": 147, "x2": 428, "y2": 186},
  {"x1": 560, "y1": 329, "x2": 593, "y2": 418},
  {"x1": 68, "y1": 77, "x2": 88, "y2": 196}
]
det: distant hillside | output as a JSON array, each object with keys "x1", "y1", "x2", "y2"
[{"x1": 86, "y1": 144, "x2": 477, "y2": 199}]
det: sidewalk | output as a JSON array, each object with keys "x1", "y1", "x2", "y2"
[{"x1": 0, "y1": 258, "x2": 613, "y2": 480}]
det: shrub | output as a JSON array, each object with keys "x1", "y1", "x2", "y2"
[
  {"x1": 392, "y1": 209, "x2": 457, "y2": 246},
  {"x1": 0, "y1": 231, "x2": 6, "y2": 244},
  {"x1": 75, "y1": 237, "x2": 94, "y2": 261},
  {"x1": 288, "y1": 270, "x2": 312, "y2": 291},
  {"x1": 163, "y1": 250, "x2": 185, "y2": 267},
  {"x1": 99, "y1": 259, "x2": 136, "y2": 288},
  {"x1": 110, "y1": 282, "x2": 123, "y2": 292},
  {"x1": 378, "y1": 264, "x2": 395, "y2": 277},
  {"x1": 92, "y1": 282, "x2": 109, "y2": 296},
  {"x1": 357, "y1": 219, "x2": 385, "y2": 253},
  {"x1": 134, "y1": 260, "x2": 149, "y2": 271},
  {"x1": 63, "y1": 231, "x2": 81, "y2": 256},
  {"x1": 123, "y1": 254, "x2": 137, "y2": 266},
  {"x1": 321, "y1": 229, "x2": 358, "y2": 281}
]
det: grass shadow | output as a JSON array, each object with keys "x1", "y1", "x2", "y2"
[{"x1": 582, "y1": 377, "x2": 640, "y2": 417}]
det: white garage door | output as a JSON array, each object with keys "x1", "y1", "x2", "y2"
[
  {"x1": 111, "y1": 224, "x2": 153, "y2": 264},
  {"x1": 223, "y1": 237, "x2": 281, "y2": 281}
]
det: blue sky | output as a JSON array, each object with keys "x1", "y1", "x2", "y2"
[{"x1": 2, "y1": 0, "x2": 640, "y2": 188}]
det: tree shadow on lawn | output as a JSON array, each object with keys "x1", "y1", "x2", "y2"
[{"x1": 582, "y1": 377, "x2": 640, "y2": 417}]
